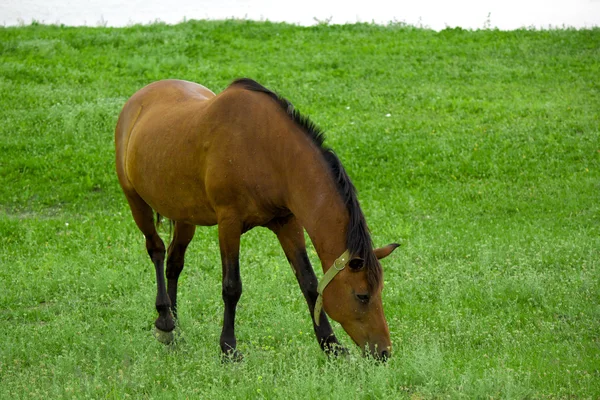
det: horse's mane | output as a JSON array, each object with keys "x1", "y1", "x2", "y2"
[{"x1": 229, "y1": 78, "x2": 382, "y2": 291}]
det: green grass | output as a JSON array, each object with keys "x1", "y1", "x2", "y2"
[{"x1": 1, "y1": 20, "x2": 599, "y2": 398}]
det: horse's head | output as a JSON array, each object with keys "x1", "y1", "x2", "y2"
[{"x1": 320, "y1": 243, "x2": 399, "y2": 360}]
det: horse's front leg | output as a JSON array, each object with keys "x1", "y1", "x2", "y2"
[
  {"x1": 217, "y1": 215, "x2": 243, "y2": 361},
  {"x1": 266, "y1": 216, "x2": 347, "y2": 356}
]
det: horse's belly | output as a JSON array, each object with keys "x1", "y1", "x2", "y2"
[{"x1": 166, "y1": 204, "x2": 218, "y2": 226}]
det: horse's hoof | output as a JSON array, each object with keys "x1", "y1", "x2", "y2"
[
  {"x1": 221, "y1": 349, "x2": 244, "y2": 363},
  {"x1": 154, "y1": 327, "x2": 174, "y2": 345},
  {"x1": 325, "y1": 344, "x2": 349, "y2": 358}
]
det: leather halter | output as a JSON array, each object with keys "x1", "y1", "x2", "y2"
[{"x1": 314, "y1": 250, "x2": 350, "y2": 326}]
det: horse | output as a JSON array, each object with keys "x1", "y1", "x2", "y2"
[{"x1": 115, "y1": 78, "x2": 399, "y2": 360}]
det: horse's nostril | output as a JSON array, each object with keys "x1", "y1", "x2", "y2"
[{"x1": 380, "y1": 350, "x2": 390, "y2": 361}]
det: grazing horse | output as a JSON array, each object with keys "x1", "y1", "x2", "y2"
[{"x1": 115, "y1": 78, "x2": 399, "y2": 360}]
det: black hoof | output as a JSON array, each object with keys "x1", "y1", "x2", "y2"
[
  {"x1": 154, "y1": 327, "x2": 174, "y2": 345},
  {"x1": 321, "y1": 337, "x2": 349, "y2": 358},
  {"x1": 155, "y1": 314, "x2": 176, "y2": 333},
  {"x1": 221, "y1": 348, "x2": 244, "y2": 363},
  {"x1": 325, "y1": 344, "x2": 349, "y2": 358}
]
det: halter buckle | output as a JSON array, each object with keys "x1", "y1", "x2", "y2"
[{"x1": 314, "y1": 249, "x2": 351, "y2": 326}]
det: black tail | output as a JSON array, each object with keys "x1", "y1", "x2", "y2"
[{"x1": 155, "y1": 212, "x2": 174, "y2": 238}]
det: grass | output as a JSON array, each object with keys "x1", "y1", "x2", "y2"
[{"x1": 0, "y1": 20, "x2": 599, "y2": 398}]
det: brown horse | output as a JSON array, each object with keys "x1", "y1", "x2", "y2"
[{"x1": 115, "y1": 78, "x2": 399, "y2": 360}]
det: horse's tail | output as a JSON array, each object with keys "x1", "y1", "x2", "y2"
[{"x1": 156, "y1": 212, "x2": 174, "y2": 238}]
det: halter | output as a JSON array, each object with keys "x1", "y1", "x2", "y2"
[{"x1": 314, "y1": 250, "x2": 351, "y2": 326}]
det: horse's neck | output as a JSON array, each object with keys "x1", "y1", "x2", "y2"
[{"x1": 285, "y1": 147, "x2": 349, "y2": 271}]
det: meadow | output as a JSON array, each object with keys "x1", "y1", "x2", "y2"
[{"x1": 0, "y1": 20, "x2": 598, "y2": 398}]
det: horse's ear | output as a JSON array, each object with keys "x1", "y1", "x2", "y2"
[{"x1": 374, "y1": 243, "x2": 400, "y2": 260}]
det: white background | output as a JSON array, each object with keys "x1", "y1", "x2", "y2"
[{"x1": 1, "y1": 0, "x2": 599, "y2": 30}]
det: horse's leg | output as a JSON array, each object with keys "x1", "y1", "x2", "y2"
[
  {"x1": 217, "y1": 215, "x2": 243, "y2": 360},
  {"x1": 266, "y1": 216, "x2": 346, "y2": 356},
  {"x1": 122, "y1": 190, "x2": 174, "y2": 341},
  {"x1": 166, "y1": 221, "x2": 196, "y2": 319}
]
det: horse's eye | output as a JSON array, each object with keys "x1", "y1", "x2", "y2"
[
  {"x1": 348, "y1": 258, "x2": 364, "y2": 270},
  {"x1": 356, "y1": 293, "x2": 370, "y2": 304}
]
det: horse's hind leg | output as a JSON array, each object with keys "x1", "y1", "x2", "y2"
[
  {"x1": 266, "y1": 216, "x2": 346, "y2": 356},
  {"x1": 166, "y1": 221, "x2": 196, "y2": 319},
  {"x1": 123, "y1": 190, "x2": 175, "y2": 340}
]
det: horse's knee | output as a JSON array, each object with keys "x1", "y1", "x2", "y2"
[
  {"x1": 146, "y1": 234, "x2": 166, "y2": 262},
  {"x1": 222, "y1": 278, "x2": 242, "y2": 303},
  {"x1": 166, "y1": 261, "x2": 184, "y2": 279},
  {"x1": 166, "y1": 241, "x2": 191, "y2": 278}
]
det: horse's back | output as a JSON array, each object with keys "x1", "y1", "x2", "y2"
[
  {"x1": 128, "y1": 79, "x2": 216, "y2": 106},
  {"x1": 115, "y1": 80, "x2": 294, "y2": 226}
]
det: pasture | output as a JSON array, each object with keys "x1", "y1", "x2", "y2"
[{"x1": 0, "y1": 21, "x2": 599, "y2": 398}]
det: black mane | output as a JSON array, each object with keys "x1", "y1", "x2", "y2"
[{"x1": 229, "y1": 78, "x2": 381, "y2": 291}]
